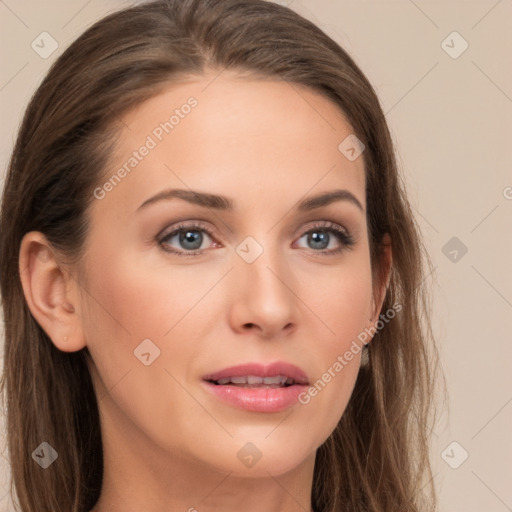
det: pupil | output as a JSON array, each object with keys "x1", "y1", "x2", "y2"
[
  {"x1": 180, "y1": 230, "x2": 202, "y2": 250},
  {"x1": 309, "y1": 231, "x2": 329, "y2": 250}
]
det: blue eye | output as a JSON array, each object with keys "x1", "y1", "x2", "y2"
[
  {"x1": 157, "y1": 220, "x2": 355, "y2": 257},
  {"x1": 295, "y1": 222, "x2": 355, "y2": 255},
  {"x1": 159, "y1": 222, "x2": 215, "y2": 256}
]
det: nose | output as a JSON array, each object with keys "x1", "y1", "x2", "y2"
[{"x1": 228, "y1": 245, "x2": 301, "y2": 339}]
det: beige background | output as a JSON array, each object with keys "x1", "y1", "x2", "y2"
[{"x1": 1, "y1": 1, "x2": 511, "y2": 510}]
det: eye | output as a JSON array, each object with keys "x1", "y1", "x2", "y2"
[
  {"x1": 157, "y1": 220, "x2": 355, "y2": 258},
  {"x1": 158, "y1": 222, "x2": 218, "y2": 257},
  {"x1": 294, "y1": 221, "x2": 355, "y2": 255}
]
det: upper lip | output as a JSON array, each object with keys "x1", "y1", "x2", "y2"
[{"x1": 203, "y1": 362, "x2": 309, "y2": 385}]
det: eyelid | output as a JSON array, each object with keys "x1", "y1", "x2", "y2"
[
  {"x1": 158, "y1": 220, "x2": 216, "y2": 240},
  {"x1": 298, "y1": 219, "x2": 350, "y2": 237}
]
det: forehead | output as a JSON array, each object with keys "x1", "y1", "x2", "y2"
[{"x1": 94, "y1": 72, "x2": 366, "y2": 217}]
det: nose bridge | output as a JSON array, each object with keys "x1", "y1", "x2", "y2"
[
  {"x1": 230, "y1": 233, "x2": 300, "y2": 335},
  {"x1": 246, "y1": 248, "x2": 285, "y2": 296}
]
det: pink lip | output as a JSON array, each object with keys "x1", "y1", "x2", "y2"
[{"x1": 202, "y1": 362, "x2": 309, "y2": 413}]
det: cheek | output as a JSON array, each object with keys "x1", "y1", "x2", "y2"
[
  {"x1": 294, "y1": 256, "x2": 373, "y2": 440},
  {"x1": 80, "y1": 249, "x2": 218, "y2": 456},
  {"x1": 81, "y1": 246, "x2": 216, "y2": 342},
  {"x1": 78, "y1": 246, "x2": 209, "y2": 400},
  {"x1": 305, "y1": 252, "x2": 374, "y2": 352}
]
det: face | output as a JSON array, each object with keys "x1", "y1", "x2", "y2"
[{"x1": 78, "y1": 71, "x2": 382, "y2": 477}]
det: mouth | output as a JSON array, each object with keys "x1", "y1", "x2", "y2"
[
  {"x1": 201, "y1": 362, "x2": 309, "y2": 413},
  {"x1": 206, "y1": 374, "x2": 298, "y2": 388}
]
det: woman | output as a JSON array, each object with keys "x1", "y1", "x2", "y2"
[{"x1": 0, "y1": 1, "x2": 443, "y2": 511}]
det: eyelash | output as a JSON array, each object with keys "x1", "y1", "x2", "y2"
[{"x1": 157, "y1": 220, "x2": 355, "y2": 258}]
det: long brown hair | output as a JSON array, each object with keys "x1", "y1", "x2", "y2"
[{"x1": 0, "y1": 1, "x2": 444, "y2": 510}]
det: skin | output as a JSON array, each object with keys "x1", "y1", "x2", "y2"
[{"x1": 19, "y1": 71, "x2": 391, "y2": 512}]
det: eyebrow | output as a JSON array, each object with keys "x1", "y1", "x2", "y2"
[{"x1": 137, "y1": 188, "x2": 364, "y2": 212}]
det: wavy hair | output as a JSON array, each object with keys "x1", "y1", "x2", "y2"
[{"x1": 0, "y1": 1, "x2": 444, "y2": 510}]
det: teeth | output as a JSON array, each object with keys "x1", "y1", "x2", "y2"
[
  {"x1": 230, "y1": 376, "x2": 247, "y2": 384},
  {"x1": 215, "y1": 375, "x2": 293, "y2": 386},
  {"x1": 262, "y1": 375, "x2": 287, "y2": 385}
]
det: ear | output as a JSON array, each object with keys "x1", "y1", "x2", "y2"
[
  {"x1": 368, "y1": 232, "x2": 393, "y2": 327},
  {"x1": 19, "y1": 231, "x2": 86, "y2": 353}
]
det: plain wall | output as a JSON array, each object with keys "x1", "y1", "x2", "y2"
[{"x1": 1, "y1": 1, "x2": 511, "y2": 510}]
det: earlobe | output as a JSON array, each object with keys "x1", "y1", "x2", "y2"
[{"x1": 18, "y1": 231, "x2": 86, "y2": 353}]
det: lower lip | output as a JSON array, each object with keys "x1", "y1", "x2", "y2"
[{"x1": 202, "y1": 381, "x2": 308, "y2": 413}]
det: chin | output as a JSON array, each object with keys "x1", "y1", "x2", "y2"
[{"x1": 190, "y1": 430, "x2": 317, "y2": 478}]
